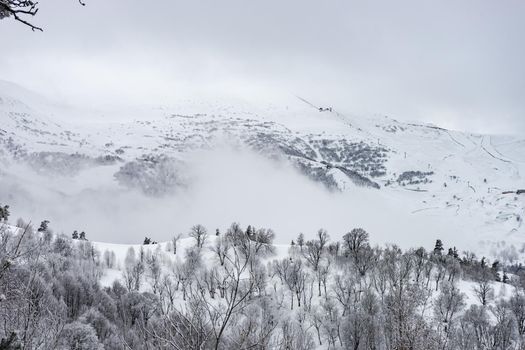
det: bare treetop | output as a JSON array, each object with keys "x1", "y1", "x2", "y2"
[{"x1": 0, "y1": 0, "x2": 85, "y2": 31}]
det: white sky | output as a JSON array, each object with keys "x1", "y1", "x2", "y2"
[{"x1": 1, "y1": 0, "x2": 524, "y2": 134}]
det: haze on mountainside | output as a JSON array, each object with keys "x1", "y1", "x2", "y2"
[
  {"x1": 0, "y1": 78, "x2": 523, "y2": 255},
  {"x1": 0, "y1": 0, "x2": 524, "y2": 251}
]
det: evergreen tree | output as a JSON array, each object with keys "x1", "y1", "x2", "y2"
[
  {"x1": 246, "y1": 225, "x2": 253, "y2": 237},
  {"x1": 72, "y1": 230, "x2": 79, "y2": 239},
  {"x1": 433, "y1": 239, "x2": 444, "y2": 255},
  {"x1": 0, "y1": 205, "x2": 10, "y2": 222},
  {"x1": 495, "y1": 272, "x2": 501, "y2": 282},
  {"x1": 79, "y1": 231, "x2": 86, "y2": 240},
  {"x1": 37, "y1": 220, "x2": 49, "y2": 233},
  {"x1": 491, "y1": 260, "x2": 500, "y2": 280},
  {"x1": 481, "y1": 256, "x2": 487, "y2": 269}
]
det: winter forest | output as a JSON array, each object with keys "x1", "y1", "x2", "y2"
[
  {"x1": 1, "y1": 207, "x2": 524, "y2": 350},
  {"x1": 2, "y1": 0, "x2": 525, "y2": 349}
]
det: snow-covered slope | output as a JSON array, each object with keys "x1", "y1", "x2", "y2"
[{"x1": 0, "y1": 80, "x2": 523, "y2": 254}]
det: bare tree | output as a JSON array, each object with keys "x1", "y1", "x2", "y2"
[
  {"x1": 276, "y1": 316, "x2": 316, "y2": 350},
  {"x1": 297, "y1": 233, "x2": 305, "y2": 251},
  {"x1": 434, "y1": 282, "x2": 466, "y2": 330},
  {"x1": 303, "y1": 240, "x2": 324, "y2": 272},
  {"x1": 316, "y1": 259, "x2": 330, "y2": 297},
  {"x1": 354, "y1": 245, "x2": 376, "y2": 277},
  {"x1": 308, "y1": 306, "x2": 325, "y2": 346},
  {"x1": 148, "y1": 298, "x2": 212, "y2": 350},
  {"x1": 102, "y1": 250, "x2": 116, "y2": 269},
  {"x1": 178, "y1": 247, "x2": 202, "y2": 301},
  {"x1": 0, "y1": 221, "x2": 35, "y2": 281},
  {"x1": 251, "y1": 228, "x2": 276, "y2": 257},
  {"x1": 0, "y1": 0, "x2": 85, "y2": 31},
  {"x1": 282, "y1": 259, "x2": 308, "y2": 309},
  {"x1": 332, "y1": 272, "x2": 358, "y2": 316},
  {"x1": 146, "y1": 253, "x2": 162, "y2": 294},
  {"x1": 458, "y1": 305, "x2": 492, "y2": 349},
  {"x1": 509, "y1": 291, "x2": 525, "y2": 336},
  {"x1": 317, "y1": 229, "x2": 329, "y2": 248},
  {"x1": 412, "y1": 247, "x2": 427, "y2": 284},
  {"x1": 172, "y1": 233, "x2": 182, "y2": 255},
  {"x1": 320, "y1": 298, "x2": 342, "y2": 348},
  {"x1": 227, "y1": 299, "x2": 277, "y2": 349},
  {"x1": 342, "y1": 228, "x2": 369, "y2": 257},
  {"x1": 473, "y1": 269, "x2": 494, "y2": 306},
  {"x1": 211, "y1": 236, "x2": 230, "y2": 266},
  {"x1": 492, "y1": 301, "x2": 518, "y2": 349},
  {"x1": 434, "y1": 263, "x2": 446, "y2": 291},
  {"x1": 199, "y1": 231, "x2": 259, "y2": 350},
  {"x1": 190, "y1": 224, "x2": 208, "y2": 249}
]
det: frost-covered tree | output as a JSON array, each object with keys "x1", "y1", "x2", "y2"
[
  {"x1": 297, "y1": 233, "x2": 305, "y2": 251},
  {"x1": 190, "y1": 224, "x2": 208, "y2": 248},
  {"x1": 59, "y1": 321, "x2": 103, "y2": 350},
  {"x1": 303, "y1": 230, "x2": 329, "y2": 272},
  {"x1": 171, "y1": 233, "x2": 182, "y2": 255},
  {"x1": 434, "y1": 282, "x2": 466, "y2": 329},
  {"x1": 0, "y1": 209, "x2": 521, "y2": 350},
  {"x1": 212, "y1": 235, "x2": 230, "y2": 266},
  {"x1": 473, "y1": 268, "x2": 494, "y2": 306}
]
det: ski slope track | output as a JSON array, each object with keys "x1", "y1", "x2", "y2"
[{"x1": 0, "y1": 80, "x2": 524, "y2": 258}]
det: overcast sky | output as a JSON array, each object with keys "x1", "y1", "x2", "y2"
[{"x1": 1, "y1": 0, "x2": 524, "y2": 134}]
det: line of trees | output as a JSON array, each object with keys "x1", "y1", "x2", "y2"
[{"x1": 0, "y1": 216, "x2": 524, "y2": 349}]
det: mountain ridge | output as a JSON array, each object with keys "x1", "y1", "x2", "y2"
[{"x1": 0, "y1": 81, "x2": 523, "y2": 253}]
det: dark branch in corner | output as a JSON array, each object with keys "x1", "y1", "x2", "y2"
[{"x1": 0, "y1": 0, "x2": 85, "y2": 31}]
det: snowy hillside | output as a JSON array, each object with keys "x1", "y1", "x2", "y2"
[
  {"x1": 1, "y1": 219, "x2": 522, "y2": 350},
  {"x1": 0, "y1": 80, "x2": 524, "y2": 255}
]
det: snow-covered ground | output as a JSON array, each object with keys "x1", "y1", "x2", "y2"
[
  {"x1": 91, "y1": 234, "x2": 519, "y2": 317},
  {"x1": 0, "y1": 80, "x2": 524, "y2": 258}
]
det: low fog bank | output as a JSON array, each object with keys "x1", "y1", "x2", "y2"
[{"x1": 0, "y1": 146, "x2": 465, "y2": 249}]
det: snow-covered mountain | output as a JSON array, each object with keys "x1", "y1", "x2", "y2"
[{"x1": 0, "y1": 80, "x2": 523, "y2": 254}]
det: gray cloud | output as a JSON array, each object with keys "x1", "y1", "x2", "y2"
[{"x1": 1, "y1": 0, "x2": 524, "y2": 133}]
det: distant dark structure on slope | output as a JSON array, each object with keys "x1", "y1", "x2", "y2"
[{"x1": 502, "y1": 189, "x2": 525, "y2": 195}]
